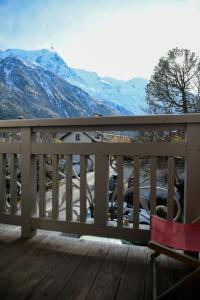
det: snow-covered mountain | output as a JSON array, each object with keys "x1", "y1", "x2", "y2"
[
  {"x1": 72, "y1": 69, "x2": 148, "y2": 114},
  {"x1": 0, "y1": 55, "x2": 127, "y2": 119},
  {"x1": 0, "y1": 48, "x2": 79, "y2": 80},
  {"x1": 0, "y1": 49, "x2": 148, "y2": 114}
]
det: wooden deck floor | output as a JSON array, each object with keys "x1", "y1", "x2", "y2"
[{"x1": 0, "y1": 224, "x2": 197, "y2": 300}]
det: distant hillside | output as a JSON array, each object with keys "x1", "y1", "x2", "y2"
[{"x1": 0, "y1": 55, "x2": 130, "y2": 119}]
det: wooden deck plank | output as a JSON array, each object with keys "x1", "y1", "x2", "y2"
[
  {"x1": 55, "y1": 241, "x2": 110, "y2": 300},
  {"x1": 143, "y1": 250, "x2": 153, "y2": 300},
  {"x1": 0, "y1": 235, "x2": 71, "y2": 299},
  {"x1": 115, "y1": 245, "x2": 148, "y2": 300},
  {"x1": 1, "y1": 236, "x2": 90, "y2": 300},
  {"x1": 154, "y1": 254, "x2": 171, "y2": 296},
  {"x1": 0, "y1": 227, "x2": 193, "y2": 300},
  {"x1": 0, "y1": 235, "x2": 51, "y2": 299},
  {"x1": 0, "y1": 237, "x2": 48, "y2": 290},
  {"x1": 86, "y1": 243, "x2": 129, "y2": 300},
  {"x1": 28, "y1": 239, "x2": 92, "y2": 300},
  {"x1": 0, "y1": 231, "x2": 48, "y2": 273}
]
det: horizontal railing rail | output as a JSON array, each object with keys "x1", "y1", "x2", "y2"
[
  {"x1": 0, "y1": 113, "x2": 200, "y2": 127},
  {"x1": 0, "y1": 114, "x2": 200, "y2": 242}
]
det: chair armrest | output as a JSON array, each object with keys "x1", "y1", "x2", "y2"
[
  {"x1": 192, "y1": 216, "x2": 200, "y2": 224},
  {"x1": 148, "y1": 241, "x2": 200, "y2": 268}
]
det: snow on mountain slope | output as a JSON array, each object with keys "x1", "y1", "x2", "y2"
[
  {"x1": 0, "y1": 48, "x2": 81, "y2": 81},
  {"x1": 72, "y1": 68, "x2": 148, "y2": 114},
  {"x1": 0, "y1": 56, "x2": 123, "y2": 119},
  {"x1": 0, "y1": 49, "x2": 148, "y2": 114}
]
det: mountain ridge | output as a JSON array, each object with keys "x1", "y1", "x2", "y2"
[
  {"x1": 0, "y1": 48, "x2": 148, "y2": 114},
  {"x1": 0, "y1": 55, "x2": 129, "y2": 119}
]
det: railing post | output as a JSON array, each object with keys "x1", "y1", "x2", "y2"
[
  {"x1": 21, "y1": 127, "x2": 37, "y2": 238},
  {"x1": 184, "y1": 123, "x2": 200, "y2": 223}
]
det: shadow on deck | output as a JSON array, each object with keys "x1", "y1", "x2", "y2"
[{"x1": 0, "y1": 224, "x2": 194, "y2": 300}]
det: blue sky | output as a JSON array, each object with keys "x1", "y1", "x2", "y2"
[{"x1": 0, "y1": 0, "x2": 200, "y2": 79}]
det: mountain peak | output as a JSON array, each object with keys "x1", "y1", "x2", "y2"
[
  {"x1": 0, "y1": 48, "x2": 84, "y2": 85},
  {"x1": 0, "y1": 53, "x2": 123, "y2": 119},
  {"x1": 0, "y1": 48, "x2": 148, "y2": 114}
]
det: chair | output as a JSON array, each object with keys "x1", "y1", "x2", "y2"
[{"x1": 148, "y1": 215, "x2": 200, "y2": 300}]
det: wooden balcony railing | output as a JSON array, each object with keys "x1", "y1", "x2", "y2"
[{"x1": 0, "y1": 114, "x2": 200, "y2": 242}]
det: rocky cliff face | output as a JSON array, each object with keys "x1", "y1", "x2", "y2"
[{"x1": 0, "y1": 55, "x2": 127, "y2": 119}]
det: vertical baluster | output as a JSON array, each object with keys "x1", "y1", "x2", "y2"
[
  {"x1": 39, "y1": 155, "x2": 46, "y2": 218},
  {"x1": 133, "y1": 156, "x2": 140, "y2": 229},
  {"x1": 117, "y1": 156, "x2": 124, "y2": 227},
  {"x1": 66, "y1": 155, "x2": 72, "y2": 221},
  {"x1": 31, "y1": 155, "x2": 37, "y2": 216},
  {"x1": 80, "y1": 155, "x2": 87, "y2": 223},
  {"x1": 150, "y1": 157, "x2": 157, "y2": 215},
  {"x1": 52, "y1": 154, "x2": 59, "y2": 219},
  {"x1": 167, "y1": 157, "x2": 175, "y2": 221},
  {"x1": 10, "y1": 153, "x2": 17, "y2": 215},
  {"x1": 0, "y1": 154, "x2": 6, "y2": 215},
  {"x1": 94, "y1": 155, "x2": 109, "y2": 225}
]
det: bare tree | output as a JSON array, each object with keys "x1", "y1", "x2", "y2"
[{"x1": 146, "y1": 48, "x2": 200, "y2": 114}]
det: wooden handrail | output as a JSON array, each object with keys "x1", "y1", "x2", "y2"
[{"x1": 0, "y1": 113, "x2": 199, "y2": 128}]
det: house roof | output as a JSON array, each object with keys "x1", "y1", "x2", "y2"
[
  {"x1": 59, "y1": 131, "x2": 100, "y2": 142},
  {"x1": 59, "y1": 131, "x2": 129, "y2": 143}
]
